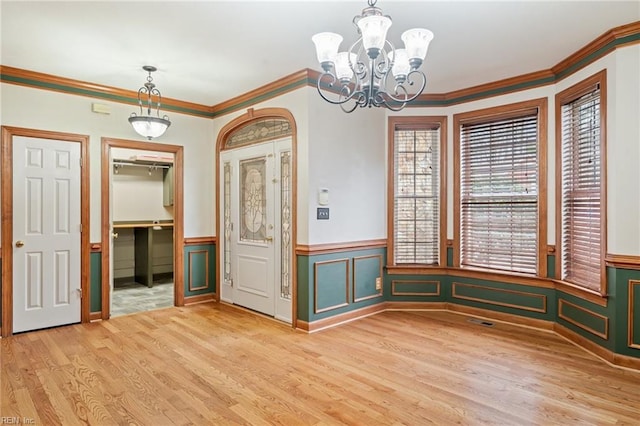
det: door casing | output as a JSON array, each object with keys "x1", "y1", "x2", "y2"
[
  {"x1": 1, "y1": 126, "x2": 90, "y2": 337},
  {"x1": 100, "y1": 137, "x2": 184, "y2": 319},
  {"x1": 215, "y1": 108, "x2": 298, "y2": 328}
]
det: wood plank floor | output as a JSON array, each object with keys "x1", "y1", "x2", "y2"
[{"x1": 2, "y1": 303, "x2": 640, "y2": 425}]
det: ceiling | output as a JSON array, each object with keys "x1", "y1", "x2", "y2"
[{"x1": 1, "y1": 1, "x2": 639, "y2": 107}]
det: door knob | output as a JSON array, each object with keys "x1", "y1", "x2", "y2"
[
  {"x1": 15, "y1": 240, "x2": 25, "y2": 247},
  {"x1": 112, "y1": 232, "x2": 119, "y2": 239},
  {"x1": 265, "y1": 236, "x2": 274, "y2": 242}
]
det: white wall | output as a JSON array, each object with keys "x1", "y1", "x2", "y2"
[
  {"x1": 211, "y1": 86, "x2": 387, "y2": 245},
  {"x1": 307, "y1": 94, "x2": 386, "y2": 244},
  {"x1": 0, "y1": 84, "x2": 215, "y2": 241}
]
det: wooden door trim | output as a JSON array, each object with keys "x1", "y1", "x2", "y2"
[
  {"x1": 100, "y1": 138, "x2": 184, "y2": 319},
  {"x1": 1, "y1": 126, "x2": 90, "y2": 337},
  {"x1": 215, "y1": 107, "x2": 298, "y2": 328}
]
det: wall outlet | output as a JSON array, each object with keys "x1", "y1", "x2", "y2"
[{"x1": 375, "y1": 277, "x2": 382, "y2": 291}]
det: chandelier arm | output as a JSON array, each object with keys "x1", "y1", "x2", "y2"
[
  {"x1": 151, "y1": 88, "x2": 163, "y2": 117},
  {"x1": 373, "y1": 40, "x2": 394, "y2": 81},
  {"x1": 316, "y1": 73, "x2": 363, "y2": 106},
  {"x1": 384, "y1": 69, "x2": 427, "y2": 104}
]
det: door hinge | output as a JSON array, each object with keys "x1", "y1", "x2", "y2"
[
  {"x1": 79, "y1": 224, "x2": 82, "y2": 232},
  {"x1": 79, "y1": 157, "x2": 83, "y2": 167}
]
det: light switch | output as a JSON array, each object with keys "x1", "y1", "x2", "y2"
[{"x1": 317, "y1": 207, "x2": 329, "y2": 220}]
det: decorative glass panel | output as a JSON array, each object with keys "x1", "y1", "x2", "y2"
[
  {"x1": 223, "y1": 162, "x2": 232, "y2": 282},
  {"x1": 226, "y1": 119, "x2": 292, "y2": 149},
  {"x1": 240, "y1": 157, "x2": 267, "y2": 242},
  {"x1": 280, "y1": 151, "x2": 292, "y2": 299}
]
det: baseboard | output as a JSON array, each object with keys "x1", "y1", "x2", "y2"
[
  {"x1": 298, "y1": 300, "x2": 639, "y2": 371},
  {"x1": 89, "y1": 311, "x2": 102, "y2": 321},
  {"x1": 297, "y1": 303, "x2": 386, "y2": 333},
  {"x1": 184, "y1": 293, "x2": 215, "y2": 305}
]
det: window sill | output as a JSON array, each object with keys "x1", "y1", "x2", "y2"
[{"x1": 551, "y1": 279, "x2": 608, "y2": 307}]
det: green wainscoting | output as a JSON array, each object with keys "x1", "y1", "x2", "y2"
[
  {"x1": 90, "y1": 252, "x2": 102, "y2": 313},
  {"x1": 183, "y1": 244, "x2": 216, "y2": 297},
  {"x1": 297, "y1": 248, "x2": 386, "y2": 322},
  {"x1": 547, "y1": 254, "x2": 555, "y2": 279},
  {"x1": 298, "y1": 248, "x2": 640, "y2": 363}
]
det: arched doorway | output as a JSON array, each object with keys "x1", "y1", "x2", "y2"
[{"x1": 215, "y1": 108, "x2": 297, "y2": 326}]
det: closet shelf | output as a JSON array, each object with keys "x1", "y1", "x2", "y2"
[{"x1": 113, "y1": 222, "x2": 174, "y2": 229}]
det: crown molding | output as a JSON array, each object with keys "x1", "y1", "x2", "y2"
[
  {"x1": 0, "y1": 65, "x2": 214, "y2": 118},
  {"x1": 210, "y1": 69, "x2": 311, "y2": 117},
  {"x1": 1, "y1": 21, "x2": 638, "y2": 118}
]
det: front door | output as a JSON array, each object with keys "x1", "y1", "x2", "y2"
[
  {"x1": 12, "y1": 136, "x2": 82, "y2": 333},
  {"x1": 220, "y1": 138, "x2": 292, "y2": 321}
]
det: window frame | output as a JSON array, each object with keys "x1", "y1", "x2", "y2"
[
  {"x1": 387, "y1": 116, "x2": 447, "y2": 268},
  {"x1": 453, "y1": 98, "x2": 548, "y2": 277},
  {"x1": 555, "y1": 70, "x2": 607, "y2": 296}
]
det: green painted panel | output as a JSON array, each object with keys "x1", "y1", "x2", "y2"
[
  {"x1": 183, "y1": 244, "x2": 216, "y2": 296},
  {"x1": 90, "y1": 252, "x2": 102, "y2": 313},
  {"x1": 315, "y1": 259, "x2": 350, "y2": 313},
  {"x1": 353, "y1": 255, "x2": 382, "y2": 302},
  {"x1": 386, "y1": 274, "x2": 448, "y2": 301},
  {"x1": 296, "y1": 256, "x2": 311, "y2": 322},
  {"x1": 447, "y1": 247, "x2": 453, "y2": 267},
  {"x1": 452, "y1": 281, "x2": 547, "y2": 313},
  {"x1": 630, "y1": 280, "x2": 640, "y2": 348},
  {"x1": 546, "y1": 255, "x2": 555, "y2": 279},
  {"x1": 608, "y1": 267, "x2": 640, "y2": 355},
  {"x1": 558, "y1": 297, "x2": 608, "y2": 339},
  {"x1": 391, "y1": 280, "x2": 440, "y2": 296}
]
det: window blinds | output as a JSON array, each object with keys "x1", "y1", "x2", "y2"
[
  {"x1": 460, "y1": 113, "x2": 538, "y2": 274},
  {"x1": 560, "y1": 86, "x2": 601, "y2": 291},
  {"x1": 394, "y1": 125, "x2": 440, "y2": 264}
]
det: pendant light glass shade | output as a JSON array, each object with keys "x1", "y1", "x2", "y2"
[
  {"x1": 312, "y1": 32, "x2": 343, "y2": 65},
  {"x1": 357, "y1": 15, "x2": 392, "y2": 52},
  {"x1": 128, "y1": 115, "x2": 170, "y2": 139},
  {"x1": 401, "y1": 28, "x2": 434, "y2": 62}
]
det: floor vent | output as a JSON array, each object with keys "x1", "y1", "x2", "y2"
[{"x1": 468, "y1": 318, "x2": 494, "y2": 327}]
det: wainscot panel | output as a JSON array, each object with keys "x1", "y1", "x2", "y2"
[
  {"x1": 90, "y1": 251, "x2": 102, "y2": 315},
  {"x1": 353, "y1": 254, "x2": 383, "y2": 302},
  {"x1": 183, "y1": 244, "x2": 216, "y2": 297},
  {"x1": 447, "y1": 277, "x2": 555, "y2": 321},
  {"x1": 630, "y1": 280, "x2": 640, "y2": 350}
]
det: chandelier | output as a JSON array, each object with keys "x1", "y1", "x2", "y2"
[
  {"x1": 312, "y1": 0, "x2": 433, "y2": 112},
  {"x1": 128, "y1": 65, "x2": 171, "y2": 139}
]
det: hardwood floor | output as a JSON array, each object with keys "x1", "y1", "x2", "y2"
[{"x1": 2, "y1": 303, "x2": 639, "y2": 425}]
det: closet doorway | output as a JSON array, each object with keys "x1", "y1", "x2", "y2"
[{"x1": 101, "y1": 138, "x2": 184, "y2": 319}]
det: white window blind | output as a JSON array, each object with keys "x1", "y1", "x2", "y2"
[
  {"x1": 560, "y1": 85, "x2": 601, "y2": 291},
  {"x1": 393, "y1": 125, "x2": 440, "y2": 264},
  {"x1": 460, "y1": 113, "x2": 539, "y2": 274}
]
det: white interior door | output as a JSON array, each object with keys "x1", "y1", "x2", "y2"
[
  {"x1": 220, "y1": 138, "x2": 292, "y2": 322},
  {"x1": 12, "y1": 136, "x2": 81, "y2": 333}
]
